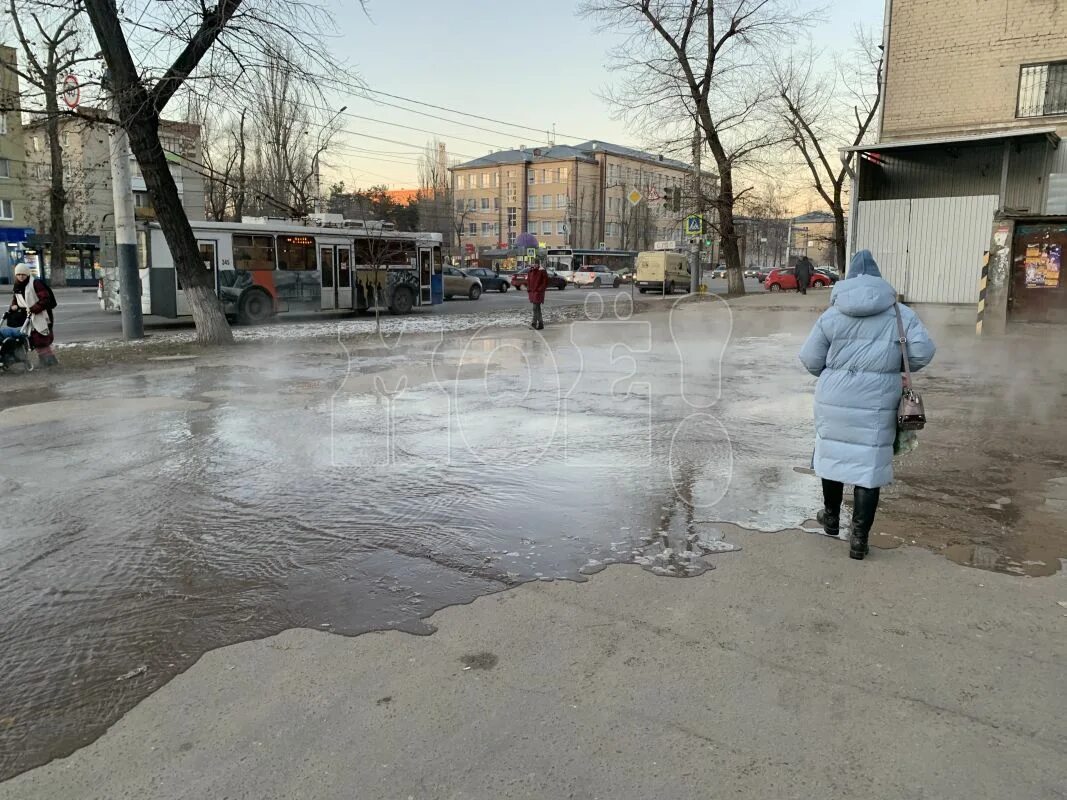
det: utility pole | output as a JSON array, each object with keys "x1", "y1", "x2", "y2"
[
  {"x1": 104, "y1": 69, "x2": 143, "y2": 339},
  {"x1": 690, "y1": 119, "x2": 702, "y2": 295}
]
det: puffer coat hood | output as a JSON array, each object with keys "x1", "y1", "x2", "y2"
[{"x1": 832, "y1": 250, "x2": 897, "y2": 318}]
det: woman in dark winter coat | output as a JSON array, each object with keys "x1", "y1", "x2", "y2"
[
  {"x1": 8, "y1": 264, "x2": 59, "y2": 367},
  {"x1": 527, "y1": 261, "x2": 548, "y2": 330}
]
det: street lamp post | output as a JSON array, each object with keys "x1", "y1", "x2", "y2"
[{"x1": 313, "y1": 105, "x2": 348, "y2": 214}]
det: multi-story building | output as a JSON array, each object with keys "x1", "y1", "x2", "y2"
[
  {"x1": 0, "y1": 45, "x2": 32, "y2": 281},
  {"x1": 450, "y1": 141, "x2": 691, "y2": 255},
  {"x1": 24, "y1": 108, "x2": 205, "y2": 282},
  {"x1": 788, "y1": 211, "x2": 838, "y2": 267},
  {"x1": 849, "y1": 0, "x2": 1067, "y2": 325}
]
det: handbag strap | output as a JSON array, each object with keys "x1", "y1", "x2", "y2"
[{"x1": 894, "y1": 303, "x2": 913, "y2": 389}]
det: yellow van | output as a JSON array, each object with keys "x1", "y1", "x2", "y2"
[{"x1": 635, "y1": 251, "x2": 691, "y2": 294}]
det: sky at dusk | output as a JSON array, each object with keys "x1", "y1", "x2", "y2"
[{"x1": 319, "y1": 0, "x2": 886, "y2": 191}]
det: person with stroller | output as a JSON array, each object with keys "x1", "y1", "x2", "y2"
[{"x1": 5, "y1": 265, "x2": 58, "y2": 368}]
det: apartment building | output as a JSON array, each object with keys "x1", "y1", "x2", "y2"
[
  {"x1": 850, "y1": 0, "x2": 1067, "y2": 325},
  {"x1": 788, "y1": 211, "x2": 838, "y2": 267},
  {"x1": 24, "y1": 108, "x2": 205, "y2": 281},
  {"x1": 450, "y1": 141, "x2": 691, "y2": 254},
  {"x1": 0, "y1": 45, "x2": 31, "y2": 281}
]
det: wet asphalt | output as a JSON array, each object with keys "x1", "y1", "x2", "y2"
[{"x1": 0, "y1": 294, "x2": 1064, "y2": 780}]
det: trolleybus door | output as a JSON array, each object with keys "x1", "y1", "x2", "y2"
[
  {"x1": 320, "y1": 244, "x2": 353, "y2": 310},
  {"x1": 418, "y1": 246, "x2": 433, "y2": 305}
]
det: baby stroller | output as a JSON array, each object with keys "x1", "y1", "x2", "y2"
[
  {"x1": 0, "y1": 309, "x2": 33, "y2": 373},
  {"x1": 0, "y1": 331, "x2": 33, "y2": 372}
]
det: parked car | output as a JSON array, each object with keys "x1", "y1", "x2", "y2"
[
  {"x1": 763, "y1": 267, "x2": 832, "y2": 292},
  {"x1": 464, "y1": 267, "x2": 509, "y2": 292},
  {"x1": 573, "y1": 264, "x2": 621, "y2": 288},
  {"x1": 744, "y1": 269, "x2": 759, "y2": 278},
  {"x1": 614, "y1": 265, "x2": 636, "y2": 284},
  {"x1": 510, "y1": 268, "x2": 568, "y2": 291},
  {"x1": 442, "y1": 266, "x2": 483, "y2": 300},
  {"x1": 815, "y1": 267, "x2": 841, "y2": 284}
]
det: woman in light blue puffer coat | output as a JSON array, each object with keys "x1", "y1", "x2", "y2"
[{"x1": 799, "y1": 251, "x2": 936, "y2": 560}]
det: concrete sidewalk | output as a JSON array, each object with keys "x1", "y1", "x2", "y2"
[{"x1": 3, "y1": 530, "x2": 1064, "y2": 800}]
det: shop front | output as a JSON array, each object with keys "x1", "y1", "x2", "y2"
[
  {"x1": 1009, "y1": 220, "x2": 1067, "y2": 323},
  {"x1": 25, "y1": 234, "x2": 101, "y2": 286}
]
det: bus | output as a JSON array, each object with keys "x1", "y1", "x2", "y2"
[
  {"x1": 545, "y1": 248, "x2": 638, "y2": 282},
  {"x1": 137, "y1": 220, "x2": 442, "y2": 323}
]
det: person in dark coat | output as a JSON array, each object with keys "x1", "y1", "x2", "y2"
[
  {"x1": 795, "y1": 256, "x2": 814, "y2": 295},
  {"x1": 526, "y1": 260, "x2": 548, "y2": 330},
  {"x1": 9, "y1": 264, "x2": 58, "y2": 367}
]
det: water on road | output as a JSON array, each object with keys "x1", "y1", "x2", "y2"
[{"x1": 1, "y1": 298, "x2": 1064, "y2": 779}]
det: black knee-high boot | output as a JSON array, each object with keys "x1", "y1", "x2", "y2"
[
  {"x1": 850, "y1": 486, "x2": 881, "y2": 560},
  {"x1": 817, "y1": 479, "x2": 843, "y2": 537}
]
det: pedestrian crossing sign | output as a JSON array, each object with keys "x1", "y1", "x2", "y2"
[{"x1": 685, "y1": 215, "x2": 703, "y2": 235}]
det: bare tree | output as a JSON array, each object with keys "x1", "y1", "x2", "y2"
[
  {"x1": 580, "y1": 0, "x2": 807, "y2": 294},
  {"x1": 81, "y1": 0, "x2": 344, "y2": 345},
  {"x1": 2, "y1": 1, "x2": 94, "y2": 287},
  {"x1": 775, "y1": 30, "x2": 882, "y2": 273},
  {"x1": 417, "y1": 139, "x2": 452, "y2": 244}
]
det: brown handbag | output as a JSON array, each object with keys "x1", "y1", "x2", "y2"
[{"x1": 894, "y1": 304, "x2": 927, "y2": 431}]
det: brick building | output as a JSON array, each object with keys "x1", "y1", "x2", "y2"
[
  {"x1": 450, "y1": 141, "x2": 691, "y2": 256},
  {"x1": 848, "y1": 0, "x2": 1067, "y2": 325}
]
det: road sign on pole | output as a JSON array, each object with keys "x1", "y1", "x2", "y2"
[
  {"x1": 526, "y1": 247, "x2": 537, "y2": 258},
  {"x1": 685, "y1": 214, "x2": 704, "y2": 235},
  {"x1": 62, "y1": 74, "x2": 80, "y2": 109},
  {"x1": 627, "y1": 189, "x2": 643, "y2": 207}
]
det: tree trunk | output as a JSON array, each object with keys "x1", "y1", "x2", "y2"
[
  {"x1": 717, "y1": 169, "x2": 746, "y2": 295},
  {"x1": 833, "y1": 201, "x2": 848, "y2": 276},
  {"x1": 126, "y1": 112, "x2": 234, "y2": 345},
  {"x1": 45, "y1": 90, "x2": 68, "y2": 287}
]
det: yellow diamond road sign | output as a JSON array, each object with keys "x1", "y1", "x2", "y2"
[{"x1": 627, "y1": 189, "x2": 643, "y2": 206}]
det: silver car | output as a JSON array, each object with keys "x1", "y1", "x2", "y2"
[{"x1": 443, "y1": 266, "x2": 483, "y2": 300}]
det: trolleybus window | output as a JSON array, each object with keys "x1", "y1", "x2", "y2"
[
  {"x1": 278, "y1": 235, "x2": 316, "y2": 271},
  {"x1": 233, "y1": 235, "x2": 275, "y2": 271}
]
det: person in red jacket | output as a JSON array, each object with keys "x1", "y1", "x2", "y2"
[{"x1": 526, "y1": 260, "x2": 548, "y2": 330}]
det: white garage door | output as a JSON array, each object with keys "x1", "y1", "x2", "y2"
[{"x1": 854, "y1": 195, "x2": 998, "y2": 304}]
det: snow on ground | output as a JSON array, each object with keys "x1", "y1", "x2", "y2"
[{"x1": 56, "y1": 307, "x2": 591, "y2": 351}]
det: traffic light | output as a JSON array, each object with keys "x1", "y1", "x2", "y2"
[{"x1": 662, "y1": 187, "x2": 682, "y2": 213}]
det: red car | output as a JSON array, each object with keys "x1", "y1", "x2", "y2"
[
  {"x1": 511, "y1": 269, "x2": 567, "y2": 291},
  {"x1": 764, "y1": 267, "x2": 831, "y2": 292}
]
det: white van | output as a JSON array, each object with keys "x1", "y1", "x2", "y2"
[{"x1": 635, "y1": 251, "x2": 690, "y2": 294}]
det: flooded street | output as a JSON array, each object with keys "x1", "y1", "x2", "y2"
[{"x1": 1, "y1": 299, "x2": 1065, "y2": 780}]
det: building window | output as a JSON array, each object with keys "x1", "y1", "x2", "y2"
[
  {"x1": 506, "y1": 182, "x2": 517, "y2": 203},
  {"x1": 1018, "y1": 62, "x2": 1067, "y2": 118},
  {"x1": 542, "y1": 221, "x2": 553, "y2": 235},
  {"x1": 540, "y1": 169, "x2": 547, "y2": 184},
  {"x1": 456, "y1": 199, "x2": 466, "y2": 213},
  {"x1": 527, "y1": 221, "x2": 537, "y2": 234},
  {"x1": 133, "y1": 191, "x2": 151, "y2": 208},
  {"x1": 463, "y1": 175, "x2": 472, "y2": 189},
  {"x1": 492, "y1": 197, "x2": 500, "y2": 211},
  {"x1": 507, "y1": 207, "x2": 517, "y2": 228},
  {"x1": 542, "y1": 195, "x2": 553, "y2": 210},
  {"x1": 467, "y1": 198, "x2": 477, "y2": 211},
  {"x1": 508, "y1": 231, "x2": 516, "y2": 246},
  {"x1": 491, "y1": 173, "x2": 499, "y2": 188},
  {"x1": 468, "y1": 222, "x2": 477, "y2": 235},
  {"x1": 557, "y1": 221, "x2": 566, "y2": 235},
  {"x1": 32, "y1": 136, "x2": 41, "y2": 152},
  {"x1": 481, "y1": 197, "x2": 489, "y2": 211},
  {"x1": 0, "y1": 199, "x2": 12, "y2": 220},
  {"x1": 0, "y1": 159, "x2": 9, "y2": 179},
  {"x1": 557, "y1": 193, "x2": 567, "y2": 208},
  {"x1": 0, "y1": 114, "x2": 7, "y2": 135},
  {"x1": 560, "y1": 167, "x2": 569, "y2": 181},
  {"x1": 482, "y1": 222, "x2": 492, "y2": 236},
  {"x1": 528, "y1": 195, "x2": 538, "y2": 210},
  {"x1": 482, "y1": 173, "x2": 490, "y2": 187},
  {"x1": 527, "y1": 170, "x2": 535, "y2": 184},
  {"x1": 493, "y1": 222, "x2": 500, "y2": 237}
]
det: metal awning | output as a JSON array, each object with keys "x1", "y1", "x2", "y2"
[{"x1": 844, "y1": 127, "x2": 1060, "y2": 154}]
